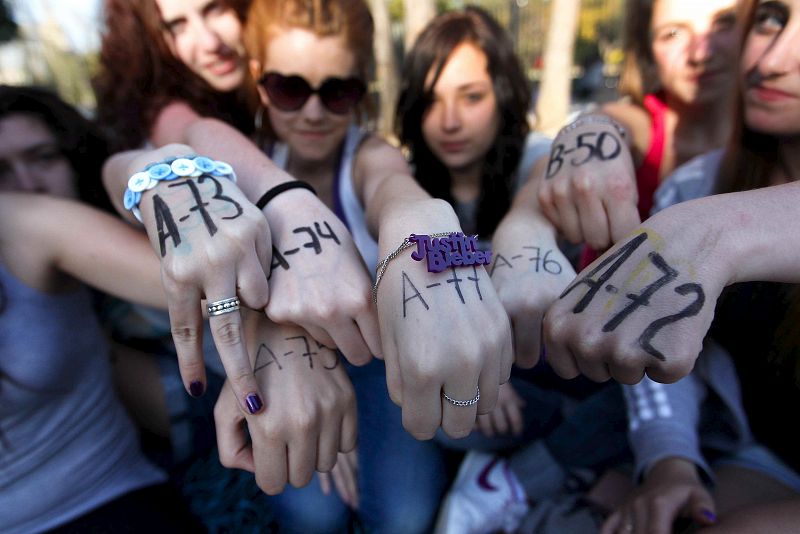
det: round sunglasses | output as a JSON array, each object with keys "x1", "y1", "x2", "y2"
[{"x1": 259, "y1": 72, "x2": 366, "y2": 115}]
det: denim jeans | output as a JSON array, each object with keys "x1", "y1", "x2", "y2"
[{"x1": 268, "y1": 359, "x2": 449, "y2": 533}]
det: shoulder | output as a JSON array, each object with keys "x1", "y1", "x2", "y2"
[{"x1": 652, "y1": 149, "x2": 724, "y2": 214}]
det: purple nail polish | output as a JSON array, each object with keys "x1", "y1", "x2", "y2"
[
  {"x1": 246, "y1": 393, "x2": 263, "y2": 414},
  {"x1": 701, "y1": 509, "x2": 716, "y2": 522},
  {"x1": 189, "y1": 381, "x2": 205, "y2": 398}
]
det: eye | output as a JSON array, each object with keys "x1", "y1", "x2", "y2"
[
  {"x1": 464, "y1": 91, "x2": 486, "y2": 104},
  {"x1": 753, "y1": 2, "x2": 788, "y2": 35},
  {"x1": 712, "y1": 12, "x2": 737, "y2": 33},
  {"x1": 164, "y1": 18, "x2": 187, "y2": 36},
  {"x1": 655, "y1": 26, "x2": 685, "y2": 42}
]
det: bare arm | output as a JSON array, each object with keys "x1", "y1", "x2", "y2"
[{"x1": 0, "y1": 193, "x2": 164, "y2": 308}]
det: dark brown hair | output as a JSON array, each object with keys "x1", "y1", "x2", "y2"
[
  {"x1": 619, "y1": 0, "x2": 658, "y2": 104},
  {"x1": 0, "y1": 84, "x2": 112, "y2": 211},
  {"x1": 395, "y1": 6, "x2": 531, "y2": 237},
  {"x1": 93, "y1": 0, "x2": 255, "y2": 151}
]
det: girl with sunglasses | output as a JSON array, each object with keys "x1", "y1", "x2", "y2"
[
  {"x1": 207, "y1": 0, "x2": 515, "y2": 531},
  {"x1": 544, "y1": 0, "x2": 800, "y2": 530},
  {"x1": 96, "y1": 0, "x2": 384, "y2": 425}
]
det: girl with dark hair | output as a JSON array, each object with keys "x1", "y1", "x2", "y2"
[
  {"x1": 395, "y1": 6, "x2": 547, "y2": 239},
  {"x1": 537, "y1": 0, "x2": 740, "y2": 260},
  {"x1": 0, "y1": 87, "x2": 206, "y2": 533},
  {"x1": 207, "y1": 0, "x2": 514, "y2": 530},
  {"x1": 544, "y1": 0, "x2": 800, "y2": 530}
]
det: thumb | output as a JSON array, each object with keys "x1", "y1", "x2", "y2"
[{"x1": 688, "y1": 488, "x2": 717, "y2": 526}]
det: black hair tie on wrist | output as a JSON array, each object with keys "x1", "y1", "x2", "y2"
[{"x1": 256, "y1": 181, "x2": 317, "y2": 210}]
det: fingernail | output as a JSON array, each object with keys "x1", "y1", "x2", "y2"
[
  {"x1": 701, "y1": 509, "x2": 716, "y2": 522},
  {"x1": 246, "y1": 393, "x2": 263, "y2": 414},
  {"x1": 189, "y1": 381, "x2": 205, "y2": 398}
]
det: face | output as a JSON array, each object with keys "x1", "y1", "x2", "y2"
[
  {"x1": 421, "y1": 42, "x2": 501, "y2": 178},
  {"x1": 741, "y1": 0, "x2": 800, "y2": 136},
  {"x1": 0, "y1": 114, "x2": 77, "y2": 197},
  {"x1": 157, "y1": 0, "x2": 246, "y2": 92},
  {"x1": 650, "y1": 0, "x2": 739, "y2": 106},
  {"x1": 254, "y1": 28, "x2": 358, "y2": 164}
]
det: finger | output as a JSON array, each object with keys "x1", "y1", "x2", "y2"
[
  {"x1": 165, "y1": 283, "x2": 207, "y2": 396},
  {"x1": 648, "y1": 495, "x2": 686, "y2": 534},
  {"x1": 634, "y1": 497, "x2": 648, "y2": 534},
  {"x1": 302, "y1": 323, "x2": 337, "y2": 351},
  {"x1": 441, "y1": 380, "x2": 480, "y2": 439},
  {"x1": 688, "y1": 490, "x2": 717, "y2": 527},
  {"x1": 288, "y1": 426, "x2": 318, "y2": 488},
  {"x1": 512, "y1": 315, "x2": 540, "y2": 369},
  {"x1": 318, "y1": 472, "x2": 332, "y2": 495},
  {"x1": 605, "y1": 193, "x2": 641, "y2": 245},
  {"x1": 572, "y1": 345, "x2": 612, "y2": 382},
  {"x1": 236, "y1": 250, "x2": 270, "y2": 311},
  {"x1": 600, "y1": 510, "x2": 621, "y2": 534},
  {"x1": 537, "y1": 182, "x2": 561, "y2": 230},
  {"x1": 334, "y1": 453, "x2": 359, "y2": 509},
  {"x1": 402, "y1": 377, "x2": 442, "y2": 440},
  {"x1": 476, "y1": 359, "x2": 501, "y2": 416},
  {"x1": 382, "y1": 339, "x2": 403, "y2": 406},
  {"x1": 551, "y1": 180, "x2": 584, "y2": 244},
  {"x1": 340, "y1": 398, "x2": 358, "y2": 452},
  {"x1": 499, "y1": 319, "x2": 514, "y2": 384},
  {"x1": 542, "y1": 311, "x2": 581, "y2": 379},
  {"x1": 355, "y1": 307, "x2": 382, "y2": 361},
  {"x1": 608, "y1": 361, "x2": 646, "y2": 386},
  {"x1": 574, "y1": 178, "x2": 612, "y2": 250},
  {"x1": 328, "y1": 319, "x2": 372, "y2": 367},
  {"x1": 476, "y1": 413, "x2": 494, "y2": 437},
  {"x1": 492, "y1": 405, "x2": 510, "y2": 435},
  {"x1": 253, "y1": 440, "x2": 289, "y2": 495},
  {"x1": 504, "y1": 397, "x2": 525, "y2": 436},
  {"x1": 206, "y1": 282, "x2": 264, "y2": 415},
  {"x1": 214, "y1": 384, "x2": 254, "y2": 472},
  {"x1": 316, "y1": 412, "x2": 341, "y2": 473},
  {"x1": 254, "y1": 215, "x2": 272, "y2": 276}
]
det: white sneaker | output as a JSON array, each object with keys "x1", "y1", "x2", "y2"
[{"x1": 434, "y1": 451, "x2": 528, "y2": 534}]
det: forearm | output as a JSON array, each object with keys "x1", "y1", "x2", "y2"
[
  {"x1": 366, "y1": 173, "x2": 434, "y2": 240},
  {"x1": 182, "y1": 118, "x2": 293, "y2": 201},
  {"x1": 650, "y1": 182, "x2": 800, "y2": 286}
]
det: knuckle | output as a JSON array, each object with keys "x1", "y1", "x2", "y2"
[
  {"x1": 171, "y1": 325, "x2": 200, "y2": 344},
  {"x1": 606, "y1": 174, "x2": 636, "y2": 201},
  {"x1": 572, "y1": 173, "x2": 594, "y2": 196},
  {"x1": 213, "y1": 321, "x2": 243, "y2": 346}
]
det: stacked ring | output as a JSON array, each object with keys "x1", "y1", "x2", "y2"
[
  {"x1": 207, "y1": 297, "x2": 240, "y2": 317},
  {"x1": 442, "y1": 387, "x2": 480, "y2": 407}
]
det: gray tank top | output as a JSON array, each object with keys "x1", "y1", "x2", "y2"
[{"x1": 0, "y1": 263, "x2": 164, "y2": 533}]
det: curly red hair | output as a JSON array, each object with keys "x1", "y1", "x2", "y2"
[{"x1": 93, "y1": 0, "x2": 255, "y2": 151}]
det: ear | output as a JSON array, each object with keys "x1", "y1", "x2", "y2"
[{"x1": 250, "y1": 59, "x2": 270, "y2": 106}]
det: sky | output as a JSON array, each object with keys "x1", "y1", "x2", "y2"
[{"x1": 10, "y1": 0, "x2": 102, "y2": 52}]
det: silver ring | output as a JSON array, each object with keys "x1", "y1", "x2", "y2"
[
  {"x1": 207, "y1": 297, "x2": 240, "y2": 317},
  {"x1": 442, "y1": 387, "x2": 480, "y2": 407}
]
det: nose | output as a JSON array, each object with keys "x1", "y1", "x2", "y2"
[
  {"x1": 688, "y1": 31, "x2": 713, "y2": 64},
  {"x1": 191, "y1": 18, "x2": 223, "y2": 53},
  {"x1": 300, "y1": 95, "x2": 326, "y2": 122},
  {"x1": 10, "y1": 163, "x2": 44, "y2": 193},
  {"x1": 756, "y1": 24, "x2": 800, "y2": 78},
  {"x1": 440, "y1": 100, "x2": 461, "y2": 132}
]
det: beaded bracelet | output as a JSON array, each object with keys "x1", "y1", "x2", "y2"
[
  {"x1": 123, "y1": 154, "x2": 237, "y2": 223},
  {"x1": 556, "y1": 114, "x2": 628, "y2": 141}
]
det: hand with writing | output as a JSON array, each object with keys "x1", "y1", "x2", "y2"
[
  {"x1": 542, "y1": 199, "x2": 730, "y2": 384},
  {"x1": 537, "y1": 115, "x2": 640, "y2": 251},
  {"x1": 261, "y1": 190, "x2": 381, "y2": 366},
  {"x1": 490, "y1": 182, "x2": 577, "y2": 368},
  {"x1": 104, "y1": 144, "x2": 272, "y2": 415},
  {"x1": 214, "y1": 310, "x2": 357, "y2": 495},
  {"x1": 602, "y1": 457, "x2": 716, "y2": 534},
  {"x1": 374, "y1": 199, "x2": 513, "y2": 440}
]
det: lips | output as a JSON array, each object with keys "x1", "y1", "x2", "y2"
[
  {"x1": 749, "y1": 84, "x2": 797, "y2": 102},
  {"x1": 439, "y1": 140, "x2": 468, "y2": 153},
  {"x1": 205, "y1": 53, "x2": 240, "y2": 77}
]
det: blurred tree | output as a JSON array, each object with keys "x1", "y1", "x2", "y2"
[
  {"x1": 403, "y1": 0, "x2": 435, "y2": 52},
  {"x1": 1, "y1": 0, "x2": 17, "y2": 43},
  {"x1": 371, "y1": 0, "x2": 400, "y2": 138},
  {"x1": 535, "y1": 0, "x2": 581, "y2": 135}
]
